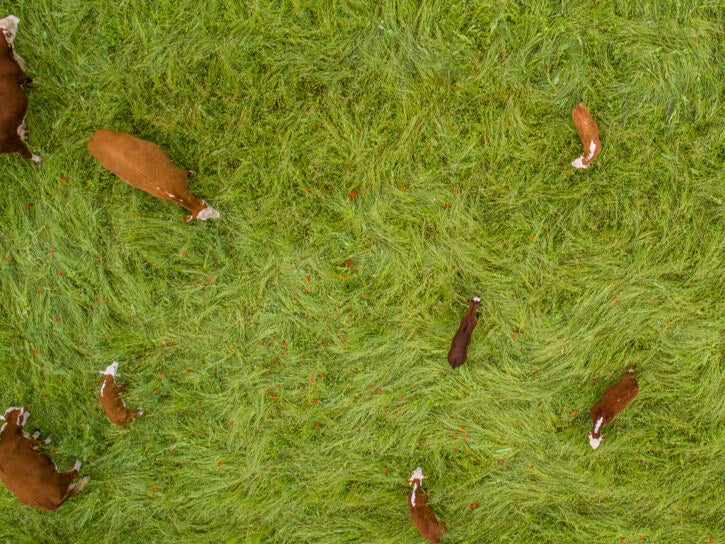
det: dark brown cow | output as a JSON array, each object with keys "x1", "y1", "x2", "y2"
[
  {"x1": 571, "y1": 102, "x2": 601, "y2": 169},
  {"x1": 0, "y1": 406, "x2": 88, "y2": 510},
  {"x1": 408, "y1": 467, "x2": 446, "y2": 543},
  {"x1": 588, "y1": 367, "x2": 639, "y2": 449},
  {"x1": 0, "y1": 15, "x2": 39, "y2": 163},
  {"x1": 99, "y1": 361, "x2": 143, "y2": 426},
  {"x1": 447, "y1": 296, "x2": 481, "y2": 369},
  {"x1": 88, "y1": 129, "x2": 220, "y2": 221}
]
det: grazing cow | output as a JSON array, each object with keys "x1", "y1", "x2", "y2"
[
  {"x1": 0, "y1": 15, "x2": 40, "y2": 163},
  {"x1": 408, "y1": 467, "x2": 446, "y2": 543},
  {"x1": 447, "y1": 296, "x2": 481, "y2": 369},
  {"x1": 88, "y1": 129, "x2": 220, "y2": 221},
  {"x1": 588, "y1": 367, "x2": 639, "y2": 449},
  {"x1": 571, "y1": 102, "x2": 601, "y2": 169},
  {"x1": 0, "y1": 406, "x2": 89, "y2": 510},
  {"x1": 99, "y1": 361, "x2": 143, "y2": 426}
]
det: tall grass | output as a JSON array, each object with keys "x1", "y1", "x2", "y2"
[{"x1": 0, "y1": 0, "x2": 723, "y2": 542}]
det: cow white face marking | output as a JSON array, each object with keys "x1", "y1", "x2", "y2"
[
  {"x1": 572, "y1": 156, "x2": 588, "y2": 169},
  {"x1": 101, "y1": 361, "x2": 119, "y2": 376},
  {"x1": 408, "y1": 467, "x2": 424, "y2": 482},
  {"x1": 196, "y1": 204, "x2": 220, "y2": 220},
  {"x1": 0, "y1": 15, "x2": 20, "y2": 45},
  {"x1": 588, "y1": 433, "x2": 602, "y2": 449}
]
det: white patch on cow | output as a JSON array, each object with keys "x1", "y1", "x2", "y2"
[
  {"x1": 0, "y1": 422, "x2": 7, "y2": 436},
  {"x1": 68, "y1": 475, "x2": 90, "y2": 493},
  {"x1": 19, "y1": 408, "x2": 29, "y2": 428},
  {"x1": 472, "y1": 296, "x2": 481, "y2": 303},
  {"x1": 3, "y1": 406, "x2": 23, "y2": 418},
  {"x1": 587, "y1": 140, "x2": 597, "y2": 159},
  {"x1": 410, "y1": 481, "x2": 418, "y2": 507},
  {"x1": 168, "y1": 193, "x2": 177, "y2": 198},
  {"x1": 196, "y1": 203, "x2": 220, "y2": 220},
  {"x1": 588, "y1": 433, "x2": 602, "y2": 449},
  {"x1": 31, "y1": 154, "x2": 41, "y2": 163},
  {"x1": 593, "y1": 416, "x2": 604, "y2": 435},
  {"x1": 1, "y1": 406, "x2": 25, "y2": 433},
  {"x1": 16, "y1": 118, "x2": 27, "y2": 140},
  {"x1": 73, "y1": 460, "x2": 82, "y2": 471},
  {"x1": 572, "y1": 156, "x2": 588, "y2": 169},
  {"x1": 100, "y1": 380, "x2": 106, "y2": 398}
]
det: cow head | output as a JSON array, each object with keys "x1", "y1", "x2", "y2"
[
  {"x1": 408, "y1": 467, "x2": 425, "y2": 484},
  {"x1": 0, "y1": 15, "x2": 20, "y2": 45}
]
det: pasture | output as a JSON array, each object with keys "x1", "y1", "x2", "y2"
[{"x1": 1, "y1": 1, "x2": 723, "y2": 542}]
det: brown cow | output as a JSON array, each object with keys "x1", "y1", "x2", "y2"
[
  {"x1": 0, "y1": 15, "x2": 40, "y2": 163},
  {"x1": 447, "y1": 296, "x2": 481, "y2": 369},
  {"x1": 408, "y1": 467, "x2": 446, "y2": 543},
  {"x1": 571, "y1": 102, "x2": 601, "y2": 169},
  {"x1": 99, "y1": 361, "x2": 143, "y2": 426},
  {"x1": 0, "y1": 406, "x2": 88, "y2": 510},
  {"x1": 588, "y1": 367, "x2": 639, "y2": 449},
  {"x1": 88, "y1": 129, "x2": 220, "y2": 221}
]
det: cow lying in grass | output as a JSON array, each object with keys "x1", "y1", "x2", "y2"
[
  {"x1": 0, "y1": 15, "x2": 40, "y2": 163},
  {"x1": 99, "y1": 361, "x2": 143, "y2": 426},
  {"x1": 588, "y1": 367, "x2": 639, "y2": 449},
  {"x1": 88, "y1": 129, "x2": 220, "y2": 221},
  {"x1": 0, "y1": 406, "x2": 89, "y2": 510}
]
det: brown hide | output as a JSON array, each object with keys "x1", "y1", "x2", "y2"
[
  {"x1": 88, "y1": 129, "x2": 218, "y2": 220},
  {"x1": 589, "y1": 367, "x2": 639, "y2": 441},
  {"x1": 408, "y1": 471, "x2": 446, "y2": 543},
  {"x1": 0, "y1": 407, "x2": 88, "y2": 511},
  {"x1": 99, "y1": 371, "x2": 142, "y2": 426},
  {"x1": 447, "y1": 296, "x2": 481, "y2": 369},
  {"x1": 0, "y1": 31, "x2": 34, "y2": 161},
  {"x1": 571, "y1": 103, "x2": 601, "y2": 168}
]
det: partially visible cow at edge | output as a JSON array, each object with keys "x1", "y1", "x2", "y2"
[
  {"x1": 588, "y1": 366, "x2": 639, "y2": 449},
  {"x1": 0, "y1": 15, "x2": 40, "y2": 163},
  {"x1": 408, "y1": 467, "x2": 446, "y2": 543},
  {"x1": 99, "y1": 361, "x2": 143, "y2": 426},
  {"x1": 0, "y1": 406, "x2": 89, "y2": 510},
  {"x1": 447, "y1": 296, "x2": 482, "y2": 369}
]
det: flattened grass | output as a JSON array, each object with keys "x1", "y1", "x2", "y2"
[{"x1": 1, "y1": 1, "x2": 724, "y2": 542}]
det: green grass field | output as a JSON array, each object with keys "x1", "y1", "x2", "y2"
[{"x1": 1, "y1": 1, "x2": 724, "y2": 542}]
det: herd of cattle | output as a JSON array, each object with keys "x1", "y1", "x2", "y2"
[{"x1": 1, "y1": 13, "x2": 639, "y2": 542}]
